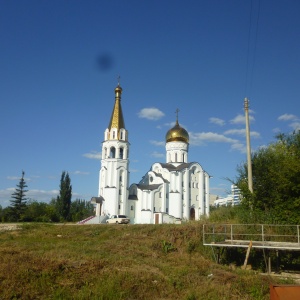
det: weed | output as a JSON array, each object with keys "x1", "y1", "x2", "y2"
[{"x1": 162, "y1": 240, "x2": 177, "y2": 254}]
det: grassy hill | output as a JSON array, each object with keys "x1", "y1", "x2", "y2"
[{"x1": 0, "y1": 222, "x2": 290, "y2": 299}]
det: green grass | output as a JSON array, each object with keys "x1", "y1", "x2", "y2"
[{"x1": 0, "y1": 222, "x2": 287, "y2": 299}]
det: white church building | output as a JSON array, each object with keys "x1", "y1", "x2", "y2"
[{"x1": 91, "y1": 83, "x2": 210, "y2": 224}]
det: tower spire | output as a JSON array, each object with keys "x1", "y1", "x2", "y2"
[{"x1": 108, "y1": 81, "x2": 125, "y2": 132}]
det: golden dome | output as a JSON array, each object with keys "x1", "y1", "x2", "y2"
[
  {"x1": 166, "y1": 121, "x2": 189, "y2": 143},
  {"x1": 114, "y1": 84, "x2": 122, "y2": 95}
]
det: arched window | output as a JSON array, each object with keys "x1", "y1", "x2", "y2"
[
  {"x1": 182, "y1": 153, "x2": 184, "y2": 162},
  {"x1": 175, "y1": 153, "x2": 178, "y2": 162},
  {"x1": 119, "y1": 147, "x2": 124, "y2": 159},
  {"x1": 120, "y1": 131, "x2": 123, "y2": 140},
  {"x1": 110, "y1": 147, "x2": 116, "y2": 158}
]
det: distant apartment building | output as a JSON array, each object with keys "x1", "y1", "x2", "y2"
[{"x1": 213, "y1": 185, "x2": 241, "y2": 207}]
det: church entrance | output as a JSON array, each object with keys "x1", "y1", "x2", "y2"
[{"x1": 190, "y1": 207, "x2": 195, "y2": 220}]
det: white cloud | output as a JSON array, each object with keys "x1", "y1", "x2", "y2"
[
  {"x1": 278, "y1": 114, "x2": 298, "y2": 121},
  {"x1": 151, "y1": 151, "x2": 164, "y2": 158},
  {"x1": 83, "y1": 151, "x2": 102, "y2": 160},
  {"x1": 272, "y1": 127, "x2": 281, "y2": 133},
  {"x1": 189, "y1": 131, "x2": 248, "y2": 153},
  {"x1": 164, "y1": 122, "x2": 176, "y2": 127},
  {"x1": 7, "y1": 176, "x2": 20, "y2": 180},
  {"x1": 277, "y1": 114, "x2": 300, "y2": 131},
  {"x1": 27, "y1": 189, "x2": 59, "y2": 199},
  {"x1": 7, "y1": 175, "x2": 32, "y2": 182},
  {"x1": 138, "y1": 108, "x2": 165, "y2": 120},
  {"x1": 209, "y1": 117, "x2": 225, "y2": 126},
  {"x1": 189, "y1": 132, "x2": 239, "y2": 145},
  {"x1": 73, "y1": 171, "x2": 90, "y2": 175},
  {"x1": 0, "y1": 188, "x2": 60, "y2": 207},
  {"x1": 150, "y1": 140, "x2": 165, "y2": 146},
  {"x1": 230, "y1": 142, "x2": 246, "y2": 153},
  {"x1": 224, "y1": 129, "x2": 261, "y2": 138},
  {"x1": 289, "y1": 122, "x2": 300, "y2": 131},
  {"x1": 230, "y1": 114, "x2": 255, "y2": 125}
]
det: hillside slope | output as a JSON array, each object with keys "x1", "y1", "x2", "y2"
[{"x1": 0, "y1": 222, "x2": 285, "y2": 299}]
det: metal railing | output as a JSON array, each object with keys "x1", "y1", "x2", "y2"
[{"x1": 203, "y1": 224, "x2": 300, "y2": 250}]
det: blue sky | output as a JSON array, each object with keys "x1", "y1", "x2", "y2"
[{"x1": 1, "y1": 0, "x2": 300, "y2": 207}]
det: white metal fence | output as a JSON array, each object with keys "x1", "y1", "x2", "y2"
[{"x1": 203, "y1": 224, "x2": 300, "y2": 250}]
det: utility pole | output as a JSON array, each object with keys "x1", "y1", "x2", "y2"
[{"x1": 244, "y1": 98, "x2": 253, "y2": 193}]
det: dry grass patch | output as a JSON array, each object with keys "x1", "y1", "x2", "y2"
[{"x1": 0, "y1": 223, "x2": 287, "y2": 299}]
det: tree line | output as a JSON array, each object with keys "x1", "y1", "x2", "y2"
[
  {"x1": 211, "y1": 130, "x2": 300, "y2": 225},
  {"x1": 0, "y1": 171, "x2": 94, "y2": 223},
  {"x1": 2, "y1": 130, "x2": 300, "y2": 224}
]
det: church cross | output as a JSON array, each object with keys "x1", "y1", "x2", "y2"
[{"x1": 175, "y1": 108, "x2": 180, "y2": 123}]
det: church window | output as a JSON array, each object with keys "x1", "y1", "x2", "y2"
[
  {"x1": 150, "y1": 176, "x2": 153, "y2": 182},
  {"x1": 120, "y1": 131, "x2": 123, "y2": 140},
  {"x1": 192, "y1": 182, "x2": 195, "y2": 188},
  {"x1": 110, "y1": 147, "x2": 116, "y2": 158},
  {"x1": 119, "y1": 189, "x2": 122, "y2": 195},
  {"x1": 175, "y1": 153, "x2": 178, "y2": 162},
  {"x1": 131, "y1": 205, "x2": 134, "y2": 211},
  {"x1": 196, "y1": 183, "x2": 199, "y2": 188},
  {"x1": 166, "y1": 208, "x2": 169, "y2": 213},
  {"x1": 120, "y1": 174, "x2": 123, "y2": 182},
  {"x1": 182, "y1": 154, "x2": 184, "y2": 162},
  {"x1": 118, "y1": 205, "x2": 120, "y2": 209},
  {"x1": 119, "y1": 147, "x2": 124, "y2": 159},
  {"x1": 182, "y1": 181, "x2": 184, "y2": 187},
  {"x1": 113, "y1": 131, "x2": 116, "y2": 139},
  {"x1": 154, "y1": 207, "x2": 156, "y2": 212},
  {"x1": 159, "y1": 192, "x2": 162, "y2": 198}
]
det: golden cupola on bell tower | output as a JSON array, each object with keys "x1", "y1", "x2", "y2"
[{"x1": 105, "y1": 82, "x2": 127, "y2": 141}]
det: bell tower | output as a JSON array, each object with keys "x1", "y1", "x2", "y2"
[{"x1": 97, "y1": 82, "x2": 130, "y2": 216}]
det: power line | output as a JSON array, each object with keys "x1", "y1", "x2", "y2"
[{"x1": 245, "y1": 0, "x2": 261, "y2": 98}]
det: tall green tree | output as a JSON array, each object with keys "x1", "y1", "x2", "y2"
[
  {"x1": 56, "y1": 171, "x2": 72, "y2": 221},
  {"x1": 236, "y1": 130, "x2": 300, "y2": 224},
  {"x1": 69, "y1": 199, "x2": 94, "y2": 222},
  {"x1": 9, "y1": 171, "x2": 28, "y2": 221}
]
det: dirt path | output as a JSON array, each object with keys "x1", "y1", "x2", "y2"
[{"x1": 0, "y1": 224, "x2": 19, "y2": 232}]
